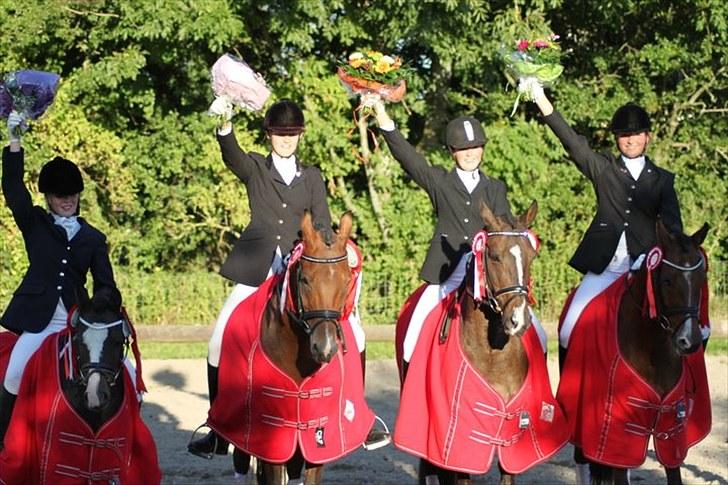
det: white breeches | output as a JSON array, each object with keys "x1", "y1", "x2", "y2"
[
  {"x1": 559, "y1": 233, "x2": 631, "y2": 349},
  {"x1": 402, "y1": 253, "x2": 547, "y2": 362}
]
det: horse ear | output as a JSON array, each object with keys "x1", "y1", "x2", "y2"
[
  {"x1": 337, "y1": 212, "x2": 354, "y2": 243},
  {"x1": 518, "y1": 200, "x2": 538, "y2": 228},
  {"x1": 479, "y1": 200, "x2": 498, "y2": 230},
  {"x1": 301, "y1": 210, "x2": 317, "y2": 242},
  {"x1": 691, "y1": 223, "x2": 709, "y2": 246}
]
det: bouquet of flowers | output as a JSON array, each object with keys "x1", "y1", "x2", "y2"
[
  {"x1": 337, "y1": 50, "x2": 408, "y2": 102},
  {"x1": 499, "y1": 28, "x2": 563, "y2": 114},
  {"x1": 0, "y1": 70, "x2": 61, "y2": 138},
  {"x1": 208, "y1": 53, "x2": 271, "y2": 120}
]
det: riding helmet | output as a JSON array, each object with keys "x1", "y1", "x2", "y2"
[
  {"x1": 610, "y1": 103, "x2": 651, "y2": 134},
  {"x1": 446, "y1": 116, "x2": 487, "y2": 150},
  {"x1": 38, "y1": 156, "x2": 84, "y2": 195},
  {"x1": 263, "y1": 99, "x2": 305, "y2": 135}
]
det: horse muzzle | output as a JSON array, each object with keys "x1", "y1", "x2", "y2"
[
  {"x1": 85, "y1": 372, "x2": 112, "y2": 410},
  {"x1": 672, "y1": 317, "x2": 702, "y2": 355}
]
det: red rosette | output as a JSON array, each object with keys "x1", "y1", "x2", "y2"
[{"x1": 337, "y1": 67, "x2": 406, "y2": 102}]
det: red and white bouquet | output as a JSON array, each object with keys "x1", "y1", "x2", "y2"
[{"x1": 337, "y1": 50, "x2": 408, "y2": 103}]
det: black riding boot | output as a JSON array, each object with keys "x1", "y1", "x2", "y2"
[
  {"x1": 0, "y1": 387, "x2": 17, "y2": 451},
  {"x1": 187, "y1": 363, "x2": 229, "y2": 459}
]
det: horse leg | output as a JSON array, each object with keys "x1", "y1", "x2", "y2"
[
  {"x1": 302, "y1": 462, "x2": 323, "y2": 485},
  {"x1": 589, "y1": 462, "x2": 614, "y2": 485},
  {"x1": 572, "y1": 446, "x2": 591, "y2": 485},
  {"x1": 665, "y1": 466, "x2": 683, "y2": 485},
  {"x1": 498, "y1": 462, "x2": 515, "y2": 485},
  {"x1": 233, "y1": 448, "x2": 251, "y2": 479},
  {"x1": 418, "y1": 459, "x2": 462, "y2": 484},
  {"x1": 261, "y1": 462, "x2": 287, "y2": 485}
]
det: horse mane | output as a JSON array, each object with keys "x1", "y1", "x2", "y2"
[{"x1": 314, "y1": 222, "x2": 336, "y2": 247}]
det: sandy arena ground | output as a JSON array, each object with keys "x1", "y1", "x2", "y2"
[{"x1": 141, "y1": 355, "x2": 728, "y2": 484}]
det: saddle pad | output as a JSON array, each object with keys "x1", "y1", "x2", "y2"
[
  {"x1": 556, "y1": 274, "x2": 711, "y2": 468},
  {"x1": 394, "y1": 290, "x2": 568, "y2": 474}
]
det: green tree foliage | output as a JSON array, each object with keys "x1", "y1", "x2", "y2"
[{"x1": 1, "y1": 0, "x2": 725, "y2": 323}]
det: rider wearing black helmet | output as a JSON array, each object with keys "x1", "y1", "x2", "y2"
[
  {"x1": 0, "y1": 112, "x2": 116, "y2": 450},
  {"x1": 527, "y1": 84, "x2": 683, "y2": 485}
]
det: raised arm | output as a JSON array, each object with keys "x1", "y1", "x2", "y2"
[
  {"x1": 531, "y1": 86, "x2": 607, "y2": 181},
  {"x1": 367, "y1": 96, "x2": 438, "y2": 192},
  {"x1": 2, "y1": 114, "x2": 34, "y2": 232},
  {"x1": 216, "y1": 122, "x2": 257, "y2": 183}
]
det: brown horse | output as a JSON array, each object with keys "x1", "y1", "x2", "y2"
[
  {"x1": 405, "y1": 201, "x2": 553, "y2": 485},
  {"x1": 249, "y1": 211, "x2": 356, "y2": 484},
  {"x1": 565, "y1": 221, "x2": 710, "y2": 485}
]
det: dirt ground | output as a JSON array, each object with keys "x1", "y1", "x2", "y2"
[{"x1": 141, "y1": 355, "x2": 728, "y2": 485}]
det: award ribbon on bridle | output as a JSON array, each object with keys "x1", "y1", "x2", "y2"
[
  {"x1": 644, "y1": 246, "x2": 663, "y2": 319},
  {"x1": 471, "y1": 231, "x2": 489, "y2": 302}
]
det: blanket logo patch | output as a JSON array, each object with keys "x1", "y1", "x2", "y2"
[
  {"x1": 539, "y1": 402, "x2": 555, "y2": 423},
  {"x1": 315, "y1": 427, "x2": 326, "y2": 447},
  {"x1": 344, "y1": 399, "x2": 355, "y2": 422}
]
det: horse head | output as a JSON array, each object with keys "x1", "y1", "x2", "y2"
[
  {"x1": 651, "y1": 221, "x2": 709, "y2": 355},
  {"x1": 287, "y1": 211, "x2": 354, "y2": 364},
  {"x1": 69, "y1": 286, "x2": 129, "y2": 411},
  {"x1": 477, "y1": 201, "x2": 539, "y2": 336}
]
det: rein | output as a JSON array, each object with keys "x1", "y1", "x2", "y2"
[{"x1": 286, "y1": 251, "x2": 349, "y2": 352}]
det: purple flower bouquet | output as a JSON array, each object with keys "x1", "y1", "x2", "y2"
[
  {"x1": 210, "y1": 54, "x2": 270, "y2": 112},
  {"x1": 0, "y1": 70, "x2": 61, "y2": 137}
]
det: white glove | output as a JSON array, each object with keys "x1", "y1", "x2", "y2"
[
  {"x1": 518, "y1": 77, "x2": 544, "y2": 102},
  {"x1": 7, "y1": 111, "x2": 25, "y2": 142},
  {"x1": 359, "y1": 92, "x2": 381, "y2": 109},
  {"x1": 208, "y1": 96, "x2": 234, "y2": 121}
]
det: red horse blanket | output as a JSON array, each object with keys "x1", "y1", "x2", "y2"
[
  {"x1": 208, "y1": 270, "x2": 374, "y2": 464},
  {"x1": 0, "y1": 332, "x2": 161, "y2": 485},
  {"x1": 394, "y1": 288, "x2": 569, "y2": 474},
  {"x1": 556, "y1": 275, "x2": 711, "y2": 468}
]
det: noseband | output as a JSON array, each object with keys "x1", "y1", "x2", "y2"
[
  {"x1": 652, "y1": 255, "x2": 704, "y2": 332},
  {"x1": 286, "y1": 252, "x2": 349, "y2": 351},
  {"x1": 72, "y1": 317, "x2": 129, "y2": 387}
]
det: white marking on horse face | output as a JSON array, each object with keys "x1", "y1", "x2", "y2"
[
  {"x1": 86, "y1": 372, "x2": 102, "y2": 408},
  {"x1": 510, "y1": 245, "x2": 524, "y2": 286}
]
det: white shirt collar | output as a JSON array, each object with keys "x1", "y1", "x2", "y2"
[
  {"x1": 52, "y1": 213, "x2": 81, "y2": 240},
  {"x1": 455, "y1": 167, "x2": 480, "y2": 194},
  {"x1": 271, "y1": 152, "x2": 298, "y2": 186},
  {"x1": 621, "y1": 154, "x2": 646, "y2": 180}
]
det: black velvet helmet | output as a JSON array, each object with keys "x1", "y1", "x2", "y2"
[
  {"x1": 263, "y1": 99, "x2": 305, "y2": 135},
  {"x1": 610, "y1": 103, "x2": 651, "y2": 134},
  {"x1": 446, "y1": 116, "x2": 486, "y2": 150},
  {"x1": 38, "y1": 156, "x2": 84, "y2": 195}
]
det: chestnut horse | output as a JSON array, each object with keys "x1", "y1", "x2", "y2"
[
  {"x1": 563, "y1": 222, "x2": 710, "y2": 485},
  {"x1": 401, "y1": 201, "x2": 561, "y2": 485}
]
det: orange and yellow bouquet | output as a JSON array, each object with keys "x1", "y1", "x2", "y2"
[{"x1": 337, "y1": 50, "x2": 408, "y2": 102}]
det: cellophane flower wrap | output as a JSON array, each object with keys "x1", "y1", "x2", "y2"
[
  {"x1": 337, "y1": 50, "x2": 408, "y2": 102},
  {"x1": 0, "y1": 70, "x2": 61, "y2": 138},
  {"x1": 210, "y1": 53, "x2": 271, "y2": 112},
  {"x1": 498, "y1": 21, "x2": 563, "y2": 113}
]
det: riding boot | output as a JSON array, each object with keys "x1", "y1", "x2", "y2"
[
  {"x1": 0, "y1": 387, "x2": 17, "y2": 451},
  {"x1": 187, "y1": 363, "x2": 229, "y2": 458}
]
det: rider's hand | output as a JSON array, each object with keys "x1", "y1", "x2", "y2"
[
  {"x1": 518, "y1": 77, "x2": 545, "y2": 102},
  {"x1": 7, "y1": 111, "x2": 25, "y2": 142},
  {"x1": 208, "y1": 96, "x2": 234, "y2": 121},
  {"x1": 359, "y1": 93, "x2": 381, "y2": 109}
]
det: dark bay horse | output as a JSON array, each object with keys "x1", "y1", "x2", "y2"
[
  {"x1": 235, "y1": 211, "x2": 357, "y2": 485},
  {"x1": 403, "y1": 201, "x2": 553, "y2": 485},
  {"x1": 580, "y1": 222, "x2": 710, "y2": 485},
  {"x1": 0, "y1": 286, "x2": 160, "y2": 484}
]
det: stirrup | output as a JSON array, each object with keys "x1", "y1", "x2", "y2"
[
  {"x1": 187, "y1": 423, "x2": 226, "y2": 459},
  {"x1": 362, "y1": 415, "x2": 391, "y2": 451}
]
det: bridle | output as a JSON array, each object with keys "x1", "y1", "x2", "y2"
[
  {"x1": 471, "y1": 230, "x2": 537, "y2": 315},
  {"x1": 286, "y1": 252, "x2": 349, "y2": 352},
  {"x1": 70, "y1": 316, "x2": 129, "y2": 388},
  {"x1": 646, "y1": 249, "x2": 704, "y2": 332}
]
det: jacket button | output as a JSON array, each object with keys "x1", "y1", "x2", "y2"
[
  {"x1": 624, "y1": 222, "x2": 629, "y2": 227},
  {"x1": 278, "y1": 219, "x2": 284, "y2": 224},
  {"x1": 62, "y1": 259, "x2": 67, "y2": 264},
  {"x1": 66, "y1": 246, "x2": 71, "y2": 250},
  {"x1": 282, "y1": 203, "x2": 287, "y2": 208},
  {"x1": 628, "y1": 197, "x2": 632, "y2": 202},
  {"x1": 463, "y1": 236, "x2": 469, "y2": 240},
  {"x1": 466, "y1": 201, "x2": 471, "y2": 206},
  {"x1": 630, "y1": 185, "x2": 636, "y2": 189},
  {"x1": 59, "y1": 272, "x2": 65, "y2": 277},
  {"x1": 57, "y1": 286, "x2": 62, "y2": 291},
  {"x1": 464, "y1": 218, "x2": 469, "y2": 223},
  {"x1": 276, "y1": 235, "x2": 281, "y2": 240},
  {"x1": 625, "y1": 209, "x2": 630, "y2": 214}
]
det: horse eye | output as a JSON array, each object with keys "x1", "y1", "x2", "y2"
[
  {"x1": 661, "y1": 278, "x2": 672, "y2": 286},
  {"x1": 300, "y1": 276, "x2": 310, "y2": 286}
]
